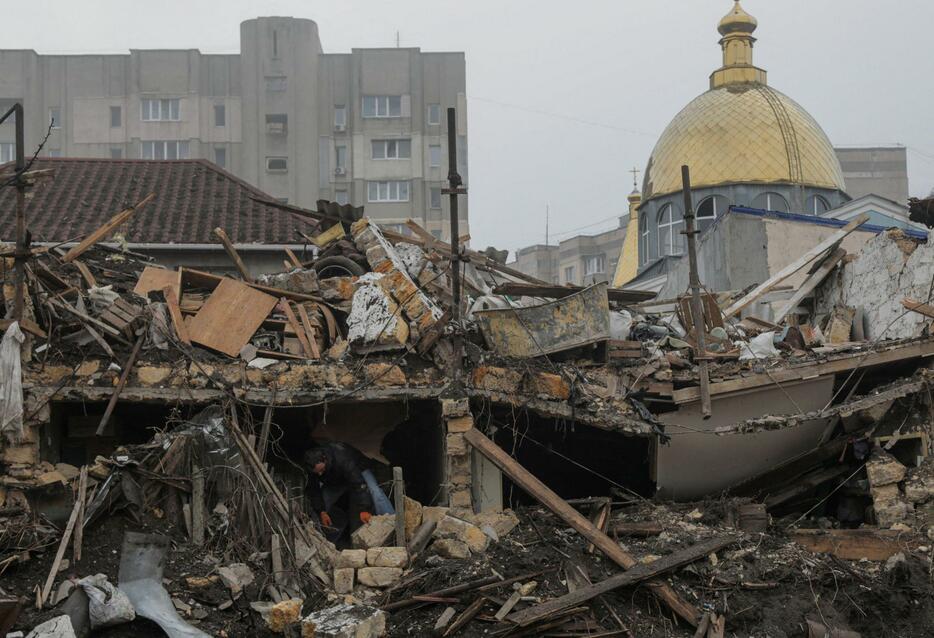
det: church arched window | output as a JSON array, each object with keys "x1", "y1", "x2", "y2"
[
  {"x1": 639, "y1": 212, "x2": 649, "y2": 265},
  {"x1": 696, "y1": 195, "x2": 728, "y2": 231},
  {"x1": 657, "y1": 204, "x2": 683, "y2": 257},
  {"x1": 751, "y1": 192, "x2": 789, "y2": 212},
  {"x1": 807, "y1": 194, "x2": 831, "y2": 215}
]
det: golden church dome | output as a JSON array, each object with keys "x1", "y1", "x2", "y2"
[{"x1": 642, "y1": 2, "x2": 846, "y2": 200}]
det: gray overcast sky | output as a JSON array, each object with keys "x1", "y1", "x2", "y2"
[{"x1": 9, "y1": 1, "x2": 934, "y2": 256}]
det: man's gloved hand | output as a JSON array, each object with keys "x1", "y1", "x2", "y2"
[
  {"x1": 359, "y1": 511, "x2": 373, "y2": 525},
  {"x1": 319, "y1": 511, "x2": 333, "y2": 528}
]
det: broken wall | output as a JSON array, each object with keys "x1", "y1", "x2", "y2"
[{"x1": 816, "y1": 230, "x2": 934, "y2": 340}]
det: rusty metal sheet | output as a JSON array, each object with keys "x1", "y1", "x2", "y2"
[{"x1": 475, "y1": 283, "x2": 610, "y2": 358}]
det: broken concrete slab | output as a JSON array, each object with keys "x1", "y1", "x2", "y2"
[
  {"x1": 356, "y1": 567, "x2": 402, "y2": 588},
  {"x1": 351, "y1": 514, "x2": 395, "y2": 550},
  {"x1": 301, "y1": 602, "x2": 387, "y2": 638}
]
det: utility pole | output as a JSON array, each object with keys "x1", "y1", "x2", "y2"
[
  {"x1": 680, "y1": 165, "x2": 712, "y2": 418},
  {"x1": 443, "y1": 107, "x2": 467, "y2": 381},
  {"x1": 545, "y1": 204, "x2": 549, "y2": 245},
  {"x1": 0, "y1": 103, "x2": 27, "y2": 321}
]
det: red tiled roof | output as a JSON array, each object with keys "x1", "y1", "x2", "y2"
[{"x1": 0, "y1": 158, "x2": 317, "y2": 245}]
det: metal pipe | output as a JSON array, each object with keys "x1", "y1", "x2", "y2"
[
  {"x1": 444, "y1": 107, "x2": 465, "y2": 381},
  {"x1": 680, "y1": 165, "x2": 712, "y2": 418},
  {"x1": 12, "y1": 103, "x2": 26, "y2": 321}
]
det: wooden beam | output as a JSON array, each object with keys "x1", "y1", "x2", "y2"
[
  {"x1": 180, "y1": 267, "x2": 325, "y2": 304},
  {"x1": 672, "y1": 338, "x2": 934, "y2": 404},
  {"x1": 393, "y1": 466, "x2": 406, "y2": 547},
  {"x1": 62, "y1": 193, "x2": 155, "y2": 263},
  {"x1": 722, "y1": 214, "x2": 869, "y2": 319},
  {"x1": 492, "y1": 282, "x2": 656, "y2": 303},
  {"x1": 284, "y1": 248, "x2": 303, "y2": 269},
  {"x1": 281, "y1": 299, "x2": 314, "y2": 358},
  {"x1": 774, "y1": 247, "x2": 847, "y2": 322},
  {"x1": 213, "y1": 227, "x2": 254, "y2": 282},
  {"x1": 902, "y1": 297, "x2": 934, "y2": 320},
  {"x1": 96, "y1": 333, "x2": 144, "y2": 436},
  {"x1": 464, "y1": 428, "x2": 701, "y2": 627},
  {"x1": 508, "y1": 535, "x2": 736, "y2": 627},
  {"x1": 192, "y1": 462, "x2": 205, "y2": 546},
  {"x1": 72, "y1": 466, "x2": 88, "y2": 563},
  {"x1": 71, "y1": 260, "x2": 97, "y2": 289},
  {"x1": 39, "y1": 496, "x2": 83, "y2": 607},
  {"x1": 0, "y1": 318, "x2": 47, "y2": 339},
  {"x1": 162, "y1": 285, "x2": 190, "y2": 345},
  {"x1": 295, "y1": 303, "x2": 321, "y2": 358},
  {"x1": 790, "y1": 528, "x2": 918, "y2": 561}
]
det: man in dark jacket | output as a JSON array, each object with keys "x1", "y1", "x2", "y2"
[{"x1": 304, "y1": 442, "x2": 375, "y2": 542}]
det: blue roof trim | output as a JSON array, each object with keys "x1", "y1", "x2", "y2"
[{"x1": 727, "y1": 205, "x2": 928, "y2": 240}]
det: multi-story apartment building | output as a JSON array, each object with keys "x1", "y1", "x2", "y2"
[{"x1": 0, "y1": 17, "x2": 467, "y2": 239}]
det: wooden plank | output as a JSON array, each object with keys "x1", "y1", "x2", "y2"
[
  {"x1": 672, "y1": 338, "x2": 934, "y2": 404},
  {"x1": 280, "y1": 299, "x2": 314, "y2": 358},
  {"x1": 789, "y1": 528, "x2": 917, "y2": 561},
  {"x1": 494, "y1": 591, "x2": 522, "y2": 621},
  {"x1": 271, "y1": 533, "x2": 285, "y2": 585},
  {"x1": 187, "y1": 279, "x2": 277, "y2": 357},
  {"x1": 71, "y1": 260, "x2": 97, "y2": 289},
  {"x1": 47, "y1": 298, "x2": 124, "y2": 338},
  {"x1": 311, "y1": 223, "x2": 346, "y2": 248},
  {"x1": 213, "y1": 227, "x2": 254, "y2": 282},
  {"x1": 0, "y1": 318, "x2": 47, "y2": 339},
  {"x1": 284, "y1": 248, "x2": 303, "y2": 269},
  {"x1": 508, "y1": 535, "x2": 736, "y2": 627},
  {"x1": 162, "y1": 286, "x2": 190, "y2": 345},
  {"x1": 133, "y1": 266, "x2": 179, "y2": 299},
  {"x1": 96, "y1": 334, "x2": 144, "y2": 436},
  {"x1": 722, "y1": 214, "x2": 869, "y2": 319},
  {"x1": 62, "y1": 193, "x2": 155, "y2": 263},
  {"x1": 258, "y1": 405, "x2": 274, "y2": 462},
  {"x1": 492, "y1": 282, "x2": 656, "y2": 304},
  {"x1": 180, "y1": 267, "x2": 325, "y2": 304},
  {"x1": 192, "y1": 462, "x2": 205, "y2": 546},
  {"x1": 774, "y1": 247, "x2": 847, "y2": 322},
  {"x1": 902, "y1": 297, "x2": 934, "y2": 320},
  {"x1": 39, "y1": 496, "x2": 83, "y2": 607},
  {"x1": 464, "y1": 428, "x2": 701, "y2": 627},
  {"x1": 393, "y1": 466, "x2": 406, "y2": 547},
  {"x1": 443, "y1": 597, "x2": 485, "y2": 637},
  {"x1": 295, "y1": 303, "x2": 321, "y2": 358},
  {"x1": 72, "y1": 466, "x2": 88, "y2": 563}
]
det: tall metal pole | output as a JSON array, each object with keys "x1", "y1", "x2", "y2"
[
  {"x1": 12, "y1": 103, "x2": 26, "y2": 321},
  {"x1": 443, "y1": 107, "x2": 467, "y2": 381},
  {"x1": 680, "y1": 165, "x2": 712, "y2": 418}
]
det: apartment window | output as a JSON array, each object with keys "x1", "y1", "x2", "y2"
[
  {"x1": 265, "y1": 76, "x2": 287, "y2": 92},
  {"x1": 141, "y1": 140, "x2": 189, "y2": 159},
  {"x1": 47, "y1": 150, "x2": 62, "y2": 158},
  {"x1": 265, "y1": 113, "x2": 288, "y2": 134},
  {"x1": 272, "y1": 30, "x2": 278, "y2": 58},
  {"x1": 110, "y1": 106, "x2": 122, "y2": 128},
  {"x1": 266, "y1": 157, "x2": 288, "y2": 172},
  {"x1": 214, "y1": 104, "x2": 226, "y2": 127},
  {"x1": 367, "y1": 180, "x2": 409, "y2": 202},
  {"x1": 564, "y1": 266, "x2": 576, "y2": 283},
  {"x1": 429, "y1": 145, "x2": 442, "y2": 168},
  {"x1": 430, "y1": 187, "x2": 442, "y2": 209},
  {"x1": 335, "y1": 145, "x2": 347, "y2": 170},
  {"x1": 372, "y1": 139, "x2": 411, "y2": 160},
  {"x1": 141, "y1": 98, "x2": 180, "y2": 121},
  {"x1": 362, "y1": 95, "x2": 402, "y2": 118},
  {"x1": 427, "y1": 103, "x2": 442, "y2": 125},
  {"x1": 49, "y1": 107, "x2": 61, "y2": 129},
  {"x1": 214, "y1": 147, "x2": 226, "y2": 168},
  {"x1": 583, "y1": 255, "x2": 606, "y2": 276},
  {"x1": 334, "y1": 105, "x2": 347, "y2": 129},
  {"x1": 657, "y1": 204, "x2": 684, "y2": 257},
  {"x1": 110, "y1": 147, "x2": 123, "y2": 159},
  {"x1": 431, "y1": 230, "x2": 442, "y2": 240},
  {"x1": 335, "y1": 189, "x2": 349, "y2": 205},
  {"x1": 0, "y1": 143, "x2": 12, "y2": 163}
]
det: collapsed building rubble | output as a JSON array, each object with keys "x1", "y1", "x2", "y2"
[{"x1": 2, "y1": 193, "x2": 934, "y2": 636}]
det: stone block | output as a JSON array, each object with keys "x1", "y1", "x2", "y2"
[
  {"x1": 337, "y1": 549, "x2": 367, "y2": 569},
  {"x1": 422, "y1": 506, "x2": 450, "y2": 528},
  {"x1": 1, "y1": 442, "x2": 38, "y2": 465},
  {"x1": 446, "y1": 433, "x2": 467, "y2": 456},
  {"x1": 867, "y1": 453, "x2": 908, "y2": 487},
  {"x1": 446, "y1": 416, "x2": 473, "y2": 433},
  {"x1": 333, "y1": 568, "x2": 355, "y2": 594},
  {"x1": 356, "y1": 567, "x2": 403, "y2": 588},
  {"x1": 319, "y1": 277, "x2": 357, "y2": 302},
  {"x1": 527, "y1": 372, "x2": 571, "y2": 400},
  {"x1": 470, "y1": 509, "x2": 520, "y2": 539},
  {"x1": 350, "y1": 218, "x2": 371, "y2": 238},
  {"x1": 136, "y1": 366, "x2": 172, "y2": 385},
  {"x1": 448, "y1": 489, "x2": 473, "y2": 511},
  {"x1": 404, "y1": 496, "x2": 423, "y2": 539},
  {"x1": 268, "y1": 598, "x2": 303, "y2": 634},
  {"x1": 301, "y1": 602, "x2": 387, "y2": 638},
  {"x1": 471, "y1": 366, "x2": 522, "y2": 394},
  {"x1": 441, "y1": 398, "x2": 469, "y2": 418},
  {"x1": 431, "y1": 538, "x2": 470, "y2": 559},
  {"x1": 351, "y1": 514, "x2": 395, "y2": 549},
  {"x1": 904, "y1": 475, "x2": 934, "y2": 504},
  {"x1": 435, "y1": 515, "x2": 488, "y2": 553},
  {"x1": 871, "y1": 483, "x2": 902, "y2": 506},
  {"x1": 365, "y1": 363, "x2": 406, "y2": 386},
  {"x1": 366, "y1": 547, "x2": 409, "y2": 568},
  {"x1": 365, "y1": 244, "x2": 388, "y2": 267}
]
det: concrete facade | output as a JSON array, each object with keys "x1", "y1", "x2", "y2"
[
  {"x1": 835, "y1": 146, "x2": 909, "y2": 204},
  {"x1": 507, "y1": 218, "x2": 628, "y2": 287},
  {"x1": 0, "y1": 17, "x2": 467, "y2": 239}
]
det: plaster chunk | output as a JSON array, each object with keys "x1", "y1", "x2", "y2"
[{"x1": 301, "y1": 602, "x2": 386, "y2": 638}]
